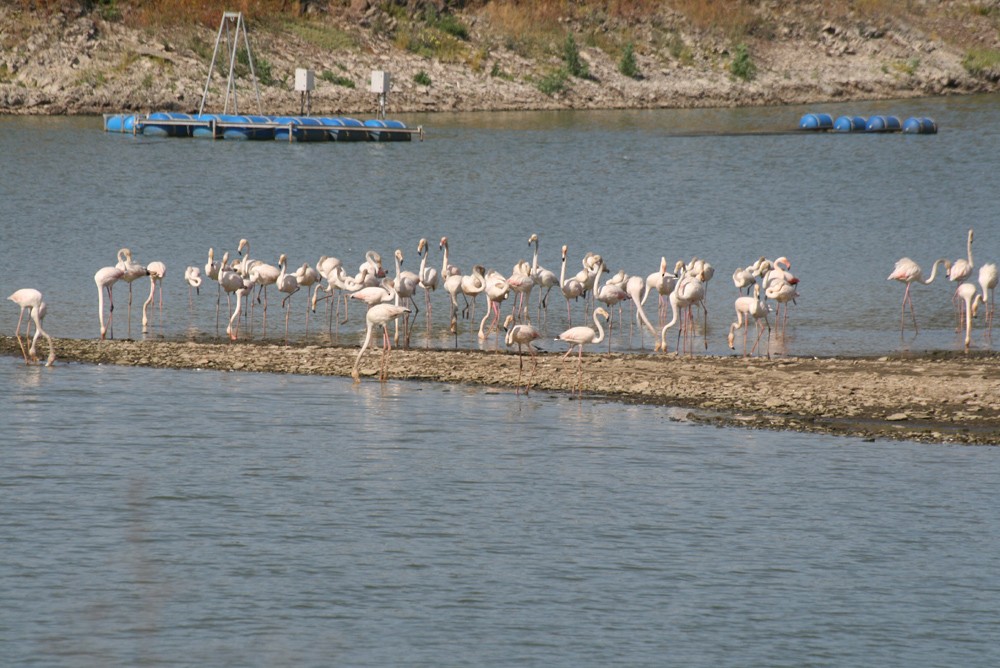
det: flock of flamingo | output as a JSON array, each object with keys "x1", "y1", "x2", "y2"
[
  {"x1": 888, "y1": 228, "x2": 997, "y2": 348},
  {"x1": 5, "y1": 229, "x2": 995, "y2": 392}
]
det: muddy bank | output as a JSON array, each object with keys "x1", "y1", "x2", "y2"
[{"x1": 4, "y1": 335, "x2": 998, "y2": 445}]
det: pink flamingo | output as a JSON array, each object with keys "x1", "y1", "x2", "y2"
[
  {"x1": 956, "y1": 282, "x2": 984, "y2": 349},
  {"x1": 416, "y1": 238, "x2": 438, "y2": 324},
  {"x1": 979, "y1": 263, "x2": 998, "y2": 334},
  {"x1": 116, "y1": 248, "x2": 148, "y2": 339},
  {"x1": 276, "y1": 254, "x2": 300, "y2": 344},
  {"x1": 141, "y1": 261, "x2": 166, "y2": 334},
  {"x1": 8, "y1": 288, "x2": 56, "y2": 366},
  {"x1": 727, "y1": 283, "x2": 771, "y2": 357},
  {"x1": 503, "y1": 314, "x2": 541, "y2": 394},
  {"x1": 352, "y1": 302, "x2": 410, "y2": 383},
  {"x1": 559, "y1": 245, "x2": 584, "y2": 325},
  {"x1": 95, "y1": 265, "x2": 124, "y2": 340},
  {"x1": 557, "y1": 306, "x2": 609, "y2": 394},
  {"x1": 887, "y1": 257, "x2": 950, "y2": 334}
]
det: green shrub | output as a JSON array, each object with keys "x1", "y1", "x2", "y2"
[
  {"x1": 563, "y1": 33, "x2": 590, "y2": 79},
  {"x1": 320, "y1": 70, "x2": 355, "y2": 88},
  {"x1": 730, "y1": 43, "x2": 756, "y2": 82},
  {"x1": 619, "y1": 42, "x2": 639, "y2": 79},
  {"x1": 963, "y1": 48, "x2": 1000, "y2": 77},
  {"x1": 414, "y1": 70, "x2": 432, "y2": 86},
  {"x1": 537, "y1": 68, "x2": 568, "y2": 95}
]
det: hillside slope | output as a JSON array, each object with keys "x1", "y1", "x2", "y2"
[{"x1": 1, "y1": 1, "x2": 999, "y2": 116}]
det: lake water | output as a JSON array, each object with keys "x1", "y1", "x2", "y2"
[{"x1": 3, "y1": 98, "x2": 1000, "y2": 666}]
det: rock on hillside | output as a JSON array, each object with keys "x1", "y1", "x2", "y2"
[{"x1": 0, "y1": 2, "x2": 997, "y2": 116}]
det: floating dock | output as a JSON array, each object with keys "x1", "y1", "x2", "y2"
[
  {"x1": 799, "y1": 113, "x2": 937, "y2": 134},
  {"x1": 103, "y1": 112, "x2": 421, "y2": 142}
]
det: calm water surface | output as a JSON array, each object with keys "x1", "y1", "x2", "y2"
[{"x1": 3, "y1": 99, "x2": 1000, "y2": 666}]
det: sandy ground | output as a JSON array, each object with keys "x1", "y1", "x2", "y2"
[{"x1": 4, "y1": 334, "x2": 998, "y2": 445}]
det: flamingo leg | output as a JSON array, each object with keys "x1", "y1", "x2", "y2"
[{"x1": 13, "y1": 308, "x2": 28, "y2": 363}]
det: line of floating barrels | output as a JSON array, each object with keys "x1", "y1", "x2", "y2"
[
  {"x1": 103, "y1": 112, "x2": 419, "y2": 142},
  {"x1": 799, "y1": 113, "x2": 938, "y2": 134}
]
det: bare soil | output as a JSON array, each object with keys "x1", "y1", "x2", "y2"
[{"x1": 5, "y1": 335, "x2": 999, "y2": 445}]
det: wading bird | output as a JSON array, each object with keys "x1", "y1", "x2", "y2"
[{"x1": 8, "y1": 288, "x2": 55, "y2": 366}]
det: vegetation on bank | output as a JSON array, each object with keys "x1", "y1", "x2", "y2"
[{"x1": 7, "y1": 0, "x2": 1000, "y2": 104}]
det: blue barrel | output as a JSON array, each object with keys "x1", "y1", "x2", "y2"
[
  {"x1": 833, "y1": 115, "x2": 867, "y2": 132},
  {"x1": 364, "y1": 119, "x2": 411, "y2": 142},
  {"x1": 799, "y1": 113, "x2": 833, "y2": 130},
  {"x1": 104, "y1": 114, "x2": 139, "y2": 133},
  {"x1": 141, "y1": 111, "x2": 192, "y2": 137},
  {"x1": 323, "y1": 117, "x2": 368, "y2": 142},
  {"x1": 866, "y1": 115, "x2": 902, "y2": 132},
  {"x1": 191, "y1": 114, "x2": 222, "y2": 139},
  {"x1": 273, "y1": 116, "x2": 328, "y2": 142},
  {"x1": 902, "y1": 117, "x2": 938, "y2": 134}
]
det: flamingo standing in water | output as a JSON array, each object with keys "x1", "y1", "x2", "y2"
[
  {"x1": 479, "y1": 270, "x2": 510, "y2": 341},
  {"x1": 205, "y1": 247, "x2": 222, "y2": 335},
  {"x1": 276, "y1": 254, "x2": 300, "y2": 344},
  {"x1": 528, "y1": 234, "x2": 558, "y2": 321},
  {"x1": 352, "y1": 302, "x2": 410, "y2": 383},
  {"x1": 294, "y1": 262, "x2": 321, "y2": 335},
  {"x1": 185, "y1": 266, "x2": 203, "y2": 303},
  {"x1": 116, "y1": 248, "x2": 148, "y2": 339},
  {"x1": 559, "y1": 245, "x2": 585, "y2": 325},
  {"x1": 416, "y1": 238, "x2": 438, "y2": 324},
  {"x1": 956, "y1": 282, "x2": 984, "y2": 349},
  {"x1": 978, "y1": 262, "x2": 998, "y2": 334},
  {"x1": 948, "y1": 229, "x2": 975, "y2": 326},
  {"x1": 8, "y1": 288, "x2": 56, "y2": 366},
  {"x1": 142, "y1": 261, "x2": 166, "y2": 335},
  {"x1": 503, "y1": 314, "x2": 541, "y2": 394},
  {"x1": 217, "y1": 252, "x2": 249, "y2": 341},
  {"x1": 727, "y1": 283, "x2": 771, "y2": 357},
  {"x1": 887, "y1": 257, "x2": 950, "y2": 335},
  {"x1": 656, "y1": 269, "x2": 707, "y2": 354},
  {"x1": 95, "y1": 265, "x2": 124, "y2": 340},
  {"x1": 557, "y1": 306, "x2": 609, "y2": 394}
]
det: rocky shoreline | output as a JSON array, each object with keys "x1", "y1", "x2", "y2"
[
  {"x1": 4, "y1": 335, "x2": 999, "y2": 445},
  {"x1": 2, "y1": 3, "x2": 999, "y2": 116}
]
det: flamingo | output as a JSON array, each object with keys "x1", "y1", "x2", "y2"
[
  {"x1": 503, "y1": 314, "x2": 541, "y2": 394},
  {"x1": 595, "y1": 266, "x2": 630, "y2": 352},
  {"x1": 479, "y1": 270, "x2": 510, "y2": 340},
  {"x1": 625, "y1": 274, "x2": 656, "y2": 345},
  {"x1": 141, "y1": 261, "x2": 166, "y2": 335},
  {"x1": 956, "y1": 282, "x2": 984, "y2": 349},
  {"x1": 438, "y1": 236, "x2": 461, "y2": 277},
  {"x1": 459, "y1": 264, "x2": 486, "y2": 323},
  {"x1": 95, "y1": 265, "x2": 124, "y2": 340},
  {"x1": 249, "y1": 258, "x2": 280, "y2": 338},
  {"x1": 350, "y1": 278, "x2": 397, "y2": 309},
  {"x1": 115, "y1": 248, "x2": 148, "y2": 338},
  {"x1": 727, "y1": 283, "x2": 771, "y2": 357},
  {"x1": 560, "y1": 245, "x2": 585, "y2": 325},
  {"x1": 416, "y1": 238, "x2": 438, "y2": 322},
  {"x1": 528, "y1": 234, "x2": 558, "y2": 318},
  {"x1": 887, "y1": 257, "x2": 950, "y2": 334},
  {"x1": 205, "y1": 247, "x2": 222, "y2": 335},
  {"x1": 276, "y1": 254, "x2": 300, "y2": 344},
  {"x1": 642, "y1": 257, "x2": 680, "y2": 327},
  {"x1": 949, "y1": 228, "x2": 975, "y2": 284},
  {"x1": 557, "y1": 306, "x2": 609, "y2": 394},
  {"x1": 184, "y1": 266, "x2": 203, "y2": 304},
  {"x1": 507, "y1": 260, "x2": 534, "y2": 322},
  {"x1": 8, "y1": 288, "x2": 56, "y2": 366},
  {"x1": 765, "y1": 279, "x2": 799, "y2": 336},
  {"x1": 392, "y1": 248, "x2": 420, "y2": 345},
  {"x1": 217, "y1": 252, "x2": 248, "y2": 340},
  {"x1": 294, "y1": 262, "x2": 321, "y2": 335},
  {"x1": 358, "y1": 250, "x2": 386, "y2": 284},
  {"x1": 656, "y1": 270, "x2": 707, "y2": 354},
  {"x1": 732, "y1": 261, "x2": 759, "y2": 295},
  {"x1": 978, "y1": 262, "x2": 998, "y2": 334},
  {"x1": 351, "y1": 302, "x2": 410, "y2": 383}
]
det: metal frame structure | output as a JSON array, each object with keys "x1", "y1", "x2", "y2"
[{"x1": 198, "y1": 12, "x2": 264, "y2": 116}]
